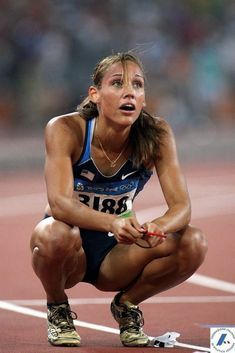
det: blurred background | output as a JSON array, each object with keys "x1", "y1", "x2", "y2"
[
  {"x1": 0, "y1": 0, "x2": 234, "y2": 170},
  {"x1": 0, "y1": 3, "x2": 234, "y2": 348}
]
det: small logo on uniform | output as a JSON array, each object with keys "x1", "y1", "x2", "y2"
[
  {"x1": 121, "y1": 170, "x2": 137, "y2": 180},
  {"x1": 76, "y1": 182, "x2": 84, "y2": 191},
  {"x1": 80, "y1": 169, "x2": 95, "y2": 181},
  {"x1": 210, "y1": 327, "x2": 235, "y2": 352}
]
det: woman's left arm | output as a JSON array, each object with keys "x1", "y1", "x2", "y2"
[{"x1": 151, "y1": 119, "x2": 191, "y2": 234}]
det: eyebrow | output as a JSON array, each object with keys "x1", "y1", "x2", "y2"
[{"x1": 111, "y1": 73, "x2": 144, "y2": 79}]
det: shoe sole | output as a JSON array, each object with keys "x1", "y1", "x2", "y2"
[
  {"x1": 121, "y1": 337, "x2": 150, "y2": 347},
  {"x1": 49, "y1": 339, "x2": 81, "y2": 347},
  {"x1": 122, "y1": 341, "x2": 149, "y2": 347}
]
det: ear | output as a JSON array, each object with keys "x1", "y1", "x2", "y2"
[{"x1": 89, "y1": 86, "x2": 100, "y2": 104}]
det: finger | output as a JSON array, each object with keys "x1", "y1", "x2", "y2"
[
  {"x1": 130, "y1": 217, "x2": 143, "y2": 232},
  {"x1": 121, "y1": 223, "x2": 143, "y2": 240},
  {"x1": 118, "y1": 235, "x2": 134, "y2": 244},
  {"x1": 141, "y1": 223, "x2": 166, "y2": 238},
  {"x1": 136, "y1": 234, "x2": 163, "y2": 248}
]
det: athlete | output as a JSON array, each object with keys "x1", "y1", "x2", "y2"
[{"x1": 30, "y1": 52, "x2": 207, "y2": 347}]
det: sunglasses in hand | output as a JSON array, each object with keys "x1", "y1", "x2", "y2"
[{"x1": 136, "y1": 230, "x2": 167, "y2": 248}]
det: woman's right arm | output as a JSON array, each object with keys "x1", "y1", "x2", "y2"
[{"x1": 44, "y1": 116, "x2": 116, "y2": 232}]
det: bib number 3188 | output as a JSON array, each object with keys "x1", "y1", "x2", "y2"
[{"x1": 79, "y1": 194, "x2": 128, "y2": 215}]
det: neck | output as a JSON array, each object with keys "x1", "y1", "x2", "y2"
[
  {"x1": 96, "y1": 118, "x2": 130, "y2": 150},
  {"x1": 95, "y1": 118, "x2": 130, "y2": 167}
]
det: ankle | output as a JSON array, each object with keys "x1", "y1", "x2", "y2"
[
  {"x1": 118, "y1": 293, "x2": 127, "y2": 304},
  {"x1": 47, "y1": 300, "x2": 69, "y2": 308},
  {"x1": 118, "y1": 293, "x2": 137, "y2": 306},
  {"x1": 47, "y1": 294, "x2": 68, "y2": 306}
]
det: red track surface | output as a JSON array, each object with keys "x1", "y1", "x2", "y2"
[{"x1": 0, "y1": 162, "x2": 235, "y2": 353}]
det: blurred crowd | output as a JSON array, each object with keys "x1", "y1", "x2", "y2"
[{"x1": 0, "y1": 0, "x2": 235, "y2": 132}]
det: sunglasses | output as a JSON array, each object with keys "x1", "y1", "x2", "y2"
[{"x1": 136, "y1": 231, "x2": 167, "y2": 248}]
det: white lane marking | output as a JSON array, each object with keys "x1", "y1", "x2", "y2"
[
  {"x1": 188, "y1": 274, "x2": 235, "y2": 294},
  {"x1": 176, "y1": 341, "x2": 210, "y2": 352},
  {"x1": 0, "y1": 301, "x2": 119, "y2": 334},
  {"x1": 7, "y1": 295, "x2": 235, "y2": 306},
  {"x1": 0, "y1": 301, "x2": 210, "y2": 352}
]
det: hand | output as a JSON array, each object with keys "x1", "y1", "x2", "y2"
[
  {"x1": 137, "y1": 222, "x2": 166, "y2": 248},
  {"x1": 111, "y1": 216, "x2": 143, "y2": 245}
]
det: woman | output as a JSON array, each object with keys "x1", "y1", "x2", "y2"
[{"x1": 30, "y1": 52, "x2": 207, "y2": 347}]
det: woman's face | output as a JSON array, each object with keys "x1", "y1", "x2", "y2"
[{"x1": 90, "y1": 60, "x2": 146, "y2": 126}]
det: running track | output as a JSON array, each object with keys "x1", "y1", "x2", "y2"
[{"x1": 0, "y1": 162, "x2": 234, "y2": 353}]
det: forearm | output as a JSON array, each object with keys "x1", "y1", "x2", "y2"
[
  {"x1": 49, "y1": 195, "x2": 117, "y2": 232},
  {"x1": 151, "y1": 202, "x2": 191, "y2": 234}
]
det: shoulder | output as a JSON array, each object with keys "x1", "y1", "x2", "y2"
[
  {"x1": 46, "y1": 112, "x2": 85, "y2": 134},
  {"x1": 152, "y1": 117, "x2": 179, "y2": 168},
  {"x1": 153, "y1": 116, "x2": 175, "y2": 141},
  {"x1": 45, "y1": 112, "x2": 87, "y2": 156},
  {"x1": 45, "y1": 112, "x2": 86, "y2": 141}
]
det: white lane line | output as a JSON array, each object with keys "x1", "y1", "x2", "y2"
[
  {"x1": 175, "y1": 341, "x2": 210, "y2": 352},
  {"x1": 188, "y1": 274, "x2": 235, "y2": 294},
  {"x1": 7, "y1": 295, "x2": 235, "y2": 306},
  {"x1": 0, "y1": 300, "x2": 119, "y2": 334},
  {"x1": 0, "y1": 301, "x2": 210, "y2": 352}
]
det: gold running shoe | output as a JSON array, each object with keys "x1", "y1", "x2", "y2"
[
  {"x1": 110, "y1": 292, "x2": 149, "y2": 347},
  {"x1": 47, "y1": 302, "x2": 81, "y2": 346}
]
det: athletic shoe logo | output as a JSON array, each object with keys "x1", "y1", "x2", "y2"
[{"x1": 121, "y1": 171, "x2": 137, "y2": 180}]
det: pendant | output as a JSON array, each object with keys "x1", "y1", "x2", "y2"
[{"x1": 110, "y1": 162, "x2": 116, "y2": 167}]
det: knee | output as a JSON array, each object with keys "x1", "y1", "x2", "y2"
[
  {"x1": 185, "y1": 226, "x2": 208, "y2": 261},
  {"x1": 178, "y1": 226, "x2": 208, "y2": 276},
  {"x1": 31, "y1": 219, "x2": 82, "y2": 260}
]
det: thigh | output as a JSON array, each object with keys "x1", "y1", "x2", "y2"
[{"x1": 95, "y1": 232, "x2": 182, "y2": 291}]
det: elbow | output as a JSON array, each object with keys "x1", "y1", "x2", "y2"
[
  {"x1": 51, "y1": 207, "x2": 62, "y2": 222},
  {"x1": 49, "y1": 196, "x2": 66, "y2": 221}
]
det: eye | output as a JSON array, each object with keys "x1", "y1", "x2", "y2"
[
  {"x1": 133, "y1": 80, "x2": 144, "y2": 89},
  {"x1": 112, "y1": 79, "x2": 123, "y2": 88}
]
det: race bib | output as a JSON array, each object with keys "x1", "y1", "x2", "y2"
[{"x1": 74, "y1": 178, "x2": 138, "y2": 214}]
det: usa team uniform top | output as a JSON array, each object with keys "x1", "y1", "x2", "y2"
[{"x1": 73, "y1": 117, "x2": 153, "y2": 215}]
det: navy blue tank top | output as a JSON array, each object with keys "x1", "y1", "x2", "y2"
[{"x1": 72, "y1": 118, "x2": 153, "y2": 215}]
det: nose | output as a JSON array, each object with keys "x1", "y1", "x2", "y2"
[{"x1": 123, "y1": 83, "x2": 135, "y2": 99}]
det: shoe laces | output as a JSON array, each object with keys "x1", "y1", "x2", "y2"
[
  {"x1": 120, "y1": 306, "x2": 144, "y2": 333},
  {"x1": 49, "y1": 305, "x2": 77, "y2": 333}
]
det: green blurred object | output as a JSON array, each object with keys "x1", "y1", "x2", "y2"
[{"x1": 118, "y1": 210, "x2": 133, "y2": 218}]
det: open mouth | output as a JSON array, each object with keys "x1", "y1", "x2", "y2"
[{"x1": 119, "y1": 103, "x2": 135, "y2": 111}]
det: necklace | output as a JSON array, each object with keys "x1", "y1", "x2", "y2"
[{"x1": 95, "y1": 122, "x2": 128, "y2": 168}]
